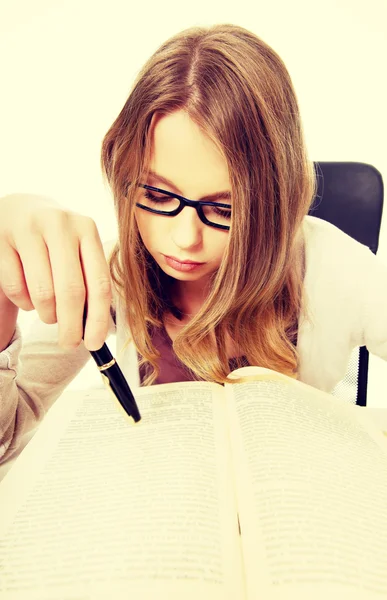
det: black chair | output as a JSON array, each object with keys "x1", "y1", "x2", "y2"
[{"x1": 308, "y1": 161, "x2": 384, "y2": 406}]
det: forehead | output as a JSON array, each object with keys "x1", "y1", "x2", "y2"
[{"x1": 147, "y1": 111, "x2": 230, "y2": 195}]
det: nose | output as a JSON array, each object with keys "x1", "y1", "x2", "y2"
[{"x1": 170, "y1": 205, "x2": 203, "y2": 249}]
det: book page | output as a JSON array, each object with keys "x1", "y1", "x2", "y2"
[
  {"x1": 224, "y1": 367, "x2": 387, "y2": 600},
  {"x1": 0, "y1": 382, "x2": 246, "y2": 600}
]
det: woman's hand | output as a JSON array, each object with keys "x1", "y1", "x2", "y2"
[{"x1": 0, "y1": 194, "x2": 112, "y2": 352}]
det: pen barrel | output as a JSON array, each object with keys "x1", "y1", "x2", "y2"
[
  {"x1": 101, "y1": 361, "x2": 141, "y2": 423},
  {"x1": 84, "y1": 306, "x2": 141, "y2": 423},
  {"x1": 89, "y1": 345, "x2": 114, "y2": 369},
  {"x1": 89, "y1": 347, "x2": 141, "y2": 422}
]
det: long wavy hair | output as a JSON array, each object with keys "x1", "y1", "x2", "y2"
[{"x1": 101, "y1": 23, "x2": 316, "y2": 386}]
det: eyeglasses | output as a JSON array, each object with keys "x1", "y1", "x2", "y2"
[{"x1": 135, "y1": 184, "x2": 231, "y2": 230}]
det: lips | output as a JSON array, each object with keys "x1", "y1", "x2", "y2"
[{"x1": 165, "y1": 255, "x2": 204, "y2": 265}]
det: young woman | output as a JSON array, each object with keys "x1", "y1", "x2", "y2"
[{"x1": 1, "y1": 24, "x2": 387, "y2": 463}]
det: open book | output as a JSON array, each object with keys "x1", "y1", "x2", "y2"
[{"x1": 1, "y1": 366, "x2": 387, "y2": 600}]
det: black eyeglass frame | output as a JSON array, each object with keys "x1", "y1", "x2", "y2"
[{"x1": 135, "y1": 184, "x2": 231, "y2": 231}]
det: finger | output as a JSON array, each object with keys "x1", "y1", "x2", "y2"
[
  {"x1": 14, "y1": 234, "x2": 57, "y2": 322},
  {"x1": 79, "y1": 228, "x2": 112, "y2": 351},
  {"x1": 0, "y1": 242, "x2": 34, "y2": 311},
  {"x1": 44, "y1": 226, "x2": 87, "y2": 349}
]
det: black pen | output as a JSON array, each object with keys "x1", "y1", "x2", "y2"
[{"x1": 82, "y1": 306, "x2": 141, "y2": 423}]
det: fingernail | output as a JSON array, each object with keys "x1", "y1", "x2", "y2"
[{"x1": 85, "y1": 339, "x2": 103, "y2": 351}]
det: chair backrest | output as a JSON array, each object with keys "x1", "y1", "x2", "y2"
[{"x1": 308, "y1": 161, "x2": 384, "y2": 406}]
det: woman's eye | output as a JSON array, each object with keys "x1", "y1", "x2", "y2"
[
  {"x1": 142, "y1": 190, "x2": 179, "y2": 211},
  {"x1": 144, "y1": 191, "x2": 170, "y2": 202},
  {"x1": 213, "y1": 207, "x2": 232, "y2": 219}
]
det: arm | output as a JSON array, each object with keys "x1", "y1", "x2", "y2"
[
  {"x1": 0, "y1": 321, "x2": 91, "y2": 464},
  {"x1": 0, "y1": 240, "x2": 117, "y2": 464}
]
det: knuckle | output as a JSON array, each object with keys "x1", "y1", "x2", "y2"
[
  {"x1": 66, "y1": 281, "x2": 86, "y2": 300},
  {"x1": 75, "y1": 214, "x2": 98, "y2": 233},
  {"x1": 33, "y1": 284, "x2": 55, "y2": 303},
  {"x1": 95, "y1": 276, "x2": 112, "y2": 299},
  {"x1": 2, "y1": 280, "x2": 25, "y2": 298},
  {"x1": 59, "y1": 327, "x2": 82, "y2": 349},
  {"x1": 44, "y1": 208, "x2": 71, "y2": 228},
  {"x1": 91, "y1": 315, "x2": 109, "y2": 329},
  {"x1": 43, "y1": 208, "x2": 90, "y2": 238},
  {"x1": 85, "y1": 217, "x2": 98, "y2": 233}
]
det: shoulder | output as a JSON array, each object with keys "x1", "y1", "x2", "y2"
[
  {"x1": 301, "y1": 215, "x2": 387, "y2": 302},
  {"x1": 302, "y1": 214, "x2": 370, "y2": 255},
  {"x1": 302, "y1": 215, "x2": 372, "y2": 276}
]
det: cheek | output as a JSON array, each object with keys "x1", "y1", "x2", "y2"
[
  {"x1": 204, "y1": 232, "x2": 228, "y2": 262},
  {"x1": 135, "y1": 210, "x2": 163, "y2": 248},
  {"x1": 134, "y1": 211, "x2": 148, "y2": 247}
]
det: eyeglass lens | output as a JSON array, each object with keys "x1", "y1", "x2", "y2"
[{"x1": 139, "y1": 187, "x2": 231, "y2": 227}]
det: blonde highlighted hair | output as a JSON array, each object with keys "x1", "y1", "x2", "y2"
[{"x1": 101, "y1": 23, "x2": 316, "y2": 386}]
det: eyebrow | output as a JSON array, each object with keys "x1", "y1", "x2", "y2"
[{"x1": 147, "y1": 170, "x2": 232, "y2": 202}]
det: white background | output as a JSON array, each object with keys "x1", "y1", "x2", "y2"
[{"x1": 0, "y1": 0, "x2": 386, "y2": 406}]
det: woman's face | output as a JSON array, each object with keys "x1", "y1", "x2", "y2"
[{"x1": 135, "y1": 110, "x2": 231, "y2": 291}]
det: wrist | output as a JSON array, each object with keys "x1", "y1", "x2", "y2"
[{"x1": 0, "y1": 289, "x2": 19, "y2": 352}]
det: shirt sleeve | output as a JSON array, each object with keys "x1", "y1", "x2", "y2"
[
  {"x1": 0, "y1": 239, "x2": 118, "y2": 465},
  {"x1": 360, "y1": 246, "x2": 387, "y2": 361}
]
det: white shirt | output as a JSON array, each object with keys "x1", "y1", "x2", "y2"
[{"x1": 1, "y1": 215, "x2": 387, "y2": 463}]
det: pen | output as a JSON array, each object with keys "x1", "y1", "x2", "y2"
[{"x1": 82, "y1": 305, "x2": 141, "y2": 423}]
